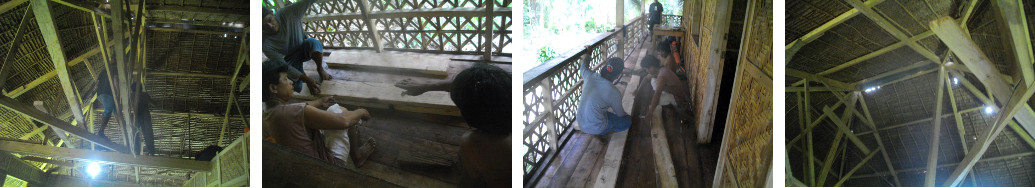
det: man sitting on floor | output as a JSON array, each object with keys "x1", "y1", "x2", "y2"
[
  {"x1": 575, "y1": 54, "x2": 631, "y2": 139},
  {"x1": 642, "y1": 53, "x2": 692, "y2": 119},
  {"x1": 395, "y1": 63, "x2": 512, "y2": 187},
  {"x1": 262, "y1": 60, "x2": 377, "y2": 167},
  {"x1": 263, "y1": 0, "x2": 330, "y2": 95}
]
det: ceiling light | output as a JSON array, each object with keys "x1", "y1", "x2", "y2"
[
  {"x1": 87, "y1": 162, "x2": 101, "y2": 178},
  {"x1": 953, "y1": 77, "x2": 959, "y2": 85},
  {"x1": 985, "y1": 106, "x2": 995, "y2": 115}
]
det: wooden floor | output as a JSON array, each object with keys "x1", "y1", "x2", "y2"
[
  {"x1": 268, "y1": 50, "x2": 514, "y2": 187},
  {"x1": 530, "y1": 42, "x2": 720, "y2": 188}
]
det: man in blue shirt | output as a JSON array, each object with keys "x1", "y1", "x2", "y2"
[
  {"x1": 263, "y1": 0, "x2": 330, "y2": 95},
  {"x1": 576, "y1": 54, "x2": 631, "y2": 138}
]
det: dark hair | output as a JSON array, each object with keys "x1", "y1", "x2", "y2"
[
  {"x1": 450, "y1": 63, "x2": 511, "y2": 136},
  {"x1": 656, "y1": 38, "x2": 673, "y2": 58},
  {"x1": 599, "y1": 57, "x2": 625, "y2": 81},
  {"x1": 263, "y1": 7, "x2": 273, "y2": 17},
  {"x1": 262, "y1": 61, "x2": 290, "y2": 102},
  {"x1": 640, "y1": 55, "x2": 661, "y2": 69}
]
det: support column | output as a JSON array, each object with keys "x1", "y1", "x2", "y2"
[
  {"x1": 924, "y1": 66, "x2": 947, "y2": 186},
  {"x1": 30, "y1": 0, "x2": 87, "y2": 132}
]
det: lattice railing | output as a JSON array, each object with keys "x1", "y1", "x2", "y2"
[
  {"x1": 521, "y1": 16, "x2": 647, "y2": 182},
  {"x1": 281, "y1": 0, "x2": 513, "y2": 55},
  {"x1": 182, "y1": 133, "x2": 250, "y2": 187},
  {"x1": 662, "y1": 14, "x2": 682, "y2": 28}
]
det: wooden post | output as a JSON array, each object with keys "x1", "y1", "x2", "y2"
[
  {"x1": 356, "y1": 0, "x2": 383, "y2": 52},
  {"x1": 995, "y1": 0, "x2": 1034, "y2": 86},
  {"x1": 924, "y1": 66, "x2": 947, "y2": 186},
  {"x1": 616, "y1": 0, "x2": 625, "y2": 58},
  {"x1": 219, "y1": 31, "x2": 248, "y2": 146},
  {"x1": 540, "y1": 79, "x2": 558, "y2": 149},
  {"x1": 484, "y1": 0, "x2": 495, "y2": 60}
]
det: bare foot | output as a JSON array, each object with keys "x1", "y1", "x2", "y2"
[
  {"x1": 394, "y1": 78, "x2": 430, "y2": 96},
  {"x1": 353, "y1": 138, "x2": 377, "y2": 167},
  {"x1": 318, "y1": 69, "x2": 332, "y2": 81}
]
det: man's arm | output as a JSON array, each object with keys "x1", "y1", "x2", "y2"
[
  {"x1": 645, "y1": 76, "x2": 667, "y2": 119},
  {"x1": 609, "y1": 87, "x2": 629, "y2": 117},
  {"x1": 302, "y1": 105, "x2": 371, "y2": 130},
  {"x1": 278, "y1": 0, "x2": 319, "y2": 19}
]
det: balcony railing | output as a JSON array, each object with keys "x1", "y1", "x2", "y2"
[
  {"x1": 261, "y1": 0, "x2": 513, "y2": 56},
  {"x1": 521, "y1": 15, "x2": 649, "y2": 182}
]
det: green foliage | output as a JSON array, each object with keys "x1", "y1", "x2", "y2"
[{"x1": 537, "y1": 46, "x2": 559, "y2": 63}]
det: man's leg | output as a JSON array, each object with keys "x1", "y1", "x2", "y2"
[
  {"x1": 301, "y1": 38, "x2": 330, "y2": 81},
  {"x1": 606, "y1": 112, "x2": 632, "y2": 133},
  {"x1": 97, "y1": 94, "x2": 116, "y2": 140},
  {"x1": 140, "y1": 120, "x2": 155, "y2": 155},
  {"x1": 346, "y1": 122, "x2": 376, "y2": 167}
]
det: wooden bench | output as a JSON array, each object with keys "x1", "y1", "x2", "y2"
[
  {"x1": 324, "y1": 50, "x2": 450, "y2": 77},
  {"x1": 299, "y1": 80, "x2": 460, "y2": 116}
]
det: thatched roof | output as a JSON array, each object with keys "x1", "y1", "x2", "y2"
[
  {"x1": 0, "y1": 0, "x2": 247, "y2": 186},
  {"x1": 787, "y1": 0, "x2": 1035, "y2": 186}
]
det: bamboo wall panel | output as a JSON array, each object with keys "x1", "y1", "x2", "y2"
[{"x1": 714, "y1": 0, "x2": 772, "y2": 187}]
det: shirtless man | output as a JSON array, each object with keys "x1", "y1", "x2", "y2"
[
  {"x1": 395, "y1": 63, "x2": 511, "y2": 187},
  {"x1": 645, "y1": 41, "x2": 692, "y2": 119}
]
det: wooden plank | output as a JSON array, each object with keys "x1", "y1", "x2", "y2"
[
  {"x1": 308, "y1": 80, "x2": 459, "y2": 116},
  {"x1": 357, "y1": 161, "x2": 453, "y2": 188},
  {"x1": 357, "y1": 126, "x2": 461, "y2": 184},
  {"x1": 262, "y1": 141, "x2": 403, "y2": 188},
  {"x1": 0, "y1": 95, "x2": 127, "y2": 152},
  {"x1": 0, "y1": 139, "x2": 209, "y2": 171},
  {"x1": 821, "y1": 107, "x2": 871, "y2": 154},
  {"x1": 535, "y1": 133, "x2": 589, "y2": 187},
  {"x1": 651, "y1": 104, "x2": 677, "y2": 187},
  {"x1": 563, "y1": 135, "x2": 604, "y2": 188},
  {"x1": 593, "y1": 78, "x2": 639, "y2": 187},
  {"x1": 930, "y1": 17, "x2": 1012, "y2": 105},
  {"x1": 324, "y1": 50, "x2": 450, "y2": 77},
  {"x1": 833, "y1": 148, "x2": 882, "y2": 186}
]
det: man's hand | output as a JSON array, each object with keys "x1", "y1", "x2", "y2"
[
  {"x1": 312, "y1": 96, "x2": 334, "y2": 109},
  {"x1": 355, "y1": 109, "x2": 372, "y2": 121},
  {"x1": 395, "y1": 78, "x2": 429, "y2": 96},
  {"x1": 306, "y1": 79, "x2": 322, "y2": 95},
  {"x1": 318, "y1": 70, "x2": 333, "y2": 82}
]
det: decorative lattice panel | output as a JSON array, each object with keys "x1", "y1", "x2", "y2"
[
  {"x1": 294, "y1": 0, "x2": 512, "y2": 55},
  {"x1": 522, "y1": 17, "x2": 645, "y2": 180}
]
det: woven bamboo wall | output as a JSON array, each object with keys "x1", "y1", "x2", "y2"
[{"x1": 713, "y1": 0, "x2": 773, "y2": 187}]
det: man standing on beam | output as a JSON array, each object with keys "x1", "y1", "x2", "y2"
[{"x1": 263, "y1": 0, "x2": 331, "y2": 95}]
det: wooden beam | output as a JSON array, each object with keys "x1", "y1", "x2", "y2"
[
  {"x1": 857, "y1": 93, "x2": 902, "y2": 186},
  {"x1": 148, "y1": 27, "x2": 244, "y2": 35},
  {"x1": 785, "y1": 86, "x2": 850, "y2": 93},
  {"x1": 930, "y1": 17, "x2": 1012, "y2": 104},
  {"x1": 833, "y1": 148, "x2": 882, "y2": 186},
  {"x1": 786, "y1": 0, "x2": 886, "y2": 60},
  {"x1": 650, "y1": 99, "x2": 677, "y2": 187},
  {"x1": 945, "y1": 70, "x2": 979, "y2": 186},
  {"x1": 0, "y1": 0, "x2": 26, "y2": 15},
  {"x1": 300, "y1": 81, "x2": 459, "y2": 116},
  {"x1": 819, "y1": 31, "x2": 934, "y2": 76},
  {"x1": 0, "y1": 139, "x2": 210, "y2": 171},
  {"x1": 851, "y1": 151, "x2": 1034, "y2": 179},
  {"x1": 816, "y1": 93, "x2": 857, "y2": 186},
  {"x1": 324, "y1": 51, "x2": 449, "y2": 77},
  {"x1": 0, "y1": 151, "x2": 46, "y2": 186},
  {"x1": 219, "y1": 31, "x2": 248, "y2": 147},
  {"x1": 996, "y1": 0, "x2": 1034, "y2": 86},
  {"x1": 851, "y1": 61, "x2": 931, "y2": 86},
  {"x1": 140, "y1": 5, "x2": 247, "y2": 16},
  {"x1": 0, "y1": 95, "x2": 127, "y2": 152},
  {"x1": 822, "y1": 107, "x2": 871, "y2": 154},
  {"x1": 0, "y1": 7, "x2": 33, "y2": 87},
  {"x1": 31, "y1": 0, "x2": 87, "y2": 127},
  {"x1": 942, "y1": 82, "x2": 1035, "y2": 186},
  {"x1": 924, "y1": 66, "x2": 947, "y2": 186},
  {"x1": 787, "y1": 68, "x2": 854, "y2": 90},
  {"x1": 844, "y1": 0, "x2": 940, "y2": 62},
  {"x1": 803, "y1": 80, "x2": 816, "y2": 185},
  {"x1": 301, "y1": 7, "x2": 512, "y2": 21}
]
